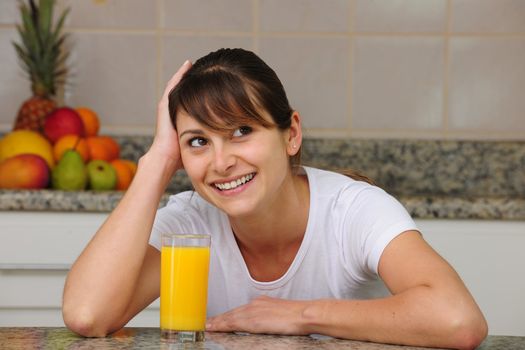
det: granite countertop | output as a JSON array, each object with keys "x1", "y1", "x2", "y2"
[
  {"x1": 1, "y1": 138, "x2": 524, "y2": 220},
  {"x1": 1, "y1": 189, "x2": 524, "y2": 220},
  {"x1": 0, "y1": 327, "x2": 523, "y2": 350}
]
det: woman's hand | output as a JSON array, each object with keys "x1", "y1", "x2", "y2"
[
  {"x1": 148, "y1": 60, "x2": 192, "y2": 172},
  {"x1": 206, "y1": 296, "x2": 311, "y2": 335}
]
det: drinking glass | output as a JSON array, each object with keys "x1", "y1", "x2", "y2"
[{"x1": 160, "y1": 234, "x2": 211, "y2": 342}]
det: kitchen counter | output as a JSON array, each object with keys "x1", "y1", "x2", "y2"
[
  {"x1": 1, "y1": 189, "x2": 524, "y2": 220},
  {"x1": 1, "y1": 137, "x2": 524, "y2": 220},
  {"x1": 0, "y1": 327, "x2": 523, "y2": 350}
]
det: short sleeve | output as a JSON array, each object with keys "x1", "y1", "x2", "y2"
[{"x1": 340, "y1": 186, "x2": 418, "y2": 282}]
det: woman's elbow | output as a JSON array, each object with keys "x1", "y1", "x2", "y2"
[
  {"x1": 62, "y1": 302, "x2": 112, "y2": 338},
  {"x1": 448, "y1": 309, "x2": 488, "y2": 350}
]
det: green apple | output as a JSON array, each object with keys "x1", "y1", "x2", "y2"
[{"x1": 87, "y1": 159, "x2": 117, "y2": 191}]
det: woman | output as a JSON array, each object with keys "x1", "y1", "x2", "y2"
[{"x1": 62, "y1": 48, "x2": 487, "y2": 349}]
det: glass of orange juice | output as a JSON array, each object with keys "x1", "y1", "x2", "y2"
[{"x1": 160, "y1": 233, "x2": 211, "y2": 342}]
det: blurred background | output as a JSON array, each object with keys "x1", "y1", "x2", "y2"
[{"x1": 1, "y1": 0, "x2": 524, "y2": 140}]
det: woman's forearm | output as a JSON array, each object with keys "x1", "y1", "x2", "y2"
[
  {"x1": 62, "y1": 151, "x2": 178, "y2": 336},
  {"x1": 301, "y1": 286, "x2": 487, "y2": 350}
]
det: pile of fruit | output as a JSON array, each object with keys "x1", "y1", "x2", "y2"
[
  {"x1": 0, "y1": 107, "x2": 137, "y2": 191},
  {"x1": 0, "y1": 1, "x2": 137, "y2": 191}
]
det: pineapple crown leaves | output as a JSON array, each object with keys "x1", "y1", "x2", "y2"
[{"x1": 12, "y1": 0, "x2": 70, "y2": 97}]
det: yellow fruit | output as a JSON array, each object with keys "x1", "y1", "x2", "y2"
[{"x1": 0, "y1": 130, "x2": 55, "y2": 168}]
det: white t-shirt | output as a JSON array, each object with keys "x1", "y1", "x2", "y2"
[{"x1": 149, "y1": 166, "x2": 418, "y2": 317}]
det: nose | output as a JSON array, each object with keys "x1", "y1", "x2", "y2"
[{"x1": 212, "y1": 143, "x2": 236, "y2": 174}]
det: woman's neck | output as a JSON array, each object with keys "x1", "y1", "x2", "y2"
[{"x1": 228, "y1": 172, "x2": 310, "y2": 281}]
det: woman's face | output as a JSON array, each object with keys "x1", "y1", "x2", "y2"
[{"x1": 176, "y1": 110, "x2": 298, "y2": 218}]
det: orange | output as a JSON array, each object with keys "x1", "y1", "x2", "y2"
[
  {"x1": 76, "y1": 107, "x2": 100, "y2": 137},
  {"x1": 99, "y1": 136, "x2": 120, "y2": 160},
  {"x1": 53, "y1": 135, "x2": 89, "y2": 162},
  {"x1": 86, "y1": 136, "x2": 120, "y2": 161},
  {"x1": 121, "y1": 159, "x2": 137, "y2": 176},
  {"x1": 110, "y1": 159, "x2": 134, "y2": 190}
]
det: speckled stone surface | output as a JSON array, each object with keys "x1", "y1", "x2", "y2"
[
  {"x1": 1, "y1": 189, "x2": 524, "y2": 220},
  {"x1": 0, "y1": 189, "x2": 171, "y2": 212},
  {"x1": 115, "y1": 137, "x2": 525, "y2": 198},
  {"x1": 0, "y1": 327, "x2": 522, "y2": 350},
  {"x1": 1, "y1": 137, "x2": 524, "y2": 220}
]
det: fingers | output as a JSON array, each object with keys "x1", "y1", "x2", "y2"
[
  {"x1": 206, "y1": 312, "x2": 237, "y2": 332},
  {"x1": 205, "y1": 297, "x2": 275, "y2": 332},
  {"x1": 206, "y1": 297, "x2": 310, "y2": 336},
  {"x1": 206, "y1": 305, "x2": 253, "y2": 332},
  {"x1": 156, "y1": 60, "x2": 192, "y2": 131},
  {"x1": 162, "y1": 60, "x2": 192, "y2": 100}
]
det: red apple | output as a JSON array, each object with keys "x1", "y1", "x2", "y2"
[
  {"x1": 0, "y1": 154, "x2": 50, "y2": 189},
  {"x1": 44, "y1": 107, "x2": 85, "y2": 143}
]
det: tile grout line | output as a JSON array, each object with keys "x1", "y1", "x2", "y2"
[
  {"x1": 442, "y1": 0, "x2": 452, "y2": 137},
  {"x1": 29, "y1": 25, "x2": 525, "y2": 38},
  {"x1": 347, "y1": 0, "x2": 355, "y2": 138},
  {"x1": 252, "y1": 0, "x2": 260, "y2": 53},
  {"x1": 156, "y1": 0, "x2": 164, "y2": 104}
]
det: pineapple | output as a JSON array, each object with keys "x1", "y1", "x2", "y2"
[{"x1": 12, "y1": 0, "x2": 69, "y2": 131}]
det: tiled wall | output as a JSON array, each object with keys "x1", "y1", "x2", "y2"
[{"x1": 0, "y1": 0, "x2": 524, "y2": 140}]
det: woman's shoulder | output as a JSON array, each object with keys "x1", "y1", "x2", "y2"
[
  {"x1": 304, "y1": 166, "x2": 378, "y2": 195},
  {"x1": 304, "y1": 166, "x2": 397, "y2": 218}
]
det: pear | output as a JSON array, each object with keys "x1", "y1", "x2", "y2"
[{"x1": 52, "y1": 150, "x2": 88, "y2": 191}]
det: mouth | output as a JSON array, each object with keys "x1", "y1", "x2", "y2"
[{"x1": 212, "y1": 172, "x2": 256, "y2": 191}]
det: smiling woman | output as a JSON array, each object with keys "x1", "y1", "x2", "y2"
[{"x1": 61, "y1": 48, "x2": 487, "y2": 349}]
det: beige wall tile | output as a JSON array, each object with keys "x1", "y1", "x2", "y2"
[
  {"x1": 1, "y1": 0, "x2": 523, "y2": 140},
  {"x1": 448, "y1": 37, "x2": 525, "y2": 132},
  {"x1": 61, "y1": 0, "x2": 158, "y2": 29},
  {"x1": 162, "y1": 36, "x2": 252, "y2": 84},
  {"x1": 163, "y1": 0, "x2": 252, "y2": 31},
  {"x1": 64, "y1": 32, "x2": 157, "y2": 131},
  {"x1": 0, "y1": 29, "x2": 29, "y2": 129},
  {"x1": 354, "y1": 0, "x2": 446, "y2": 33},
  {"x1": 259, "y1": 37, "x2": 350, "y2": 129},
  {"x1": 260, "y1": 0, "x2": 350, "y2": 33},
  {"x1": 451, "y1": 0, "x2": 525, "y2": 33},
  {"x1": 0, "y1": 2, "x2": 18, "y2": 25},
  {"x1": 352, "y1": 37, "x2": 444, "y2": 130}
]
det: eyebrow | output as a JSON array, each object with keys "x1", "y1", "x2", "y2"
[{"x1": 179, "y1": 129, "x2": 205, "y2": 138}]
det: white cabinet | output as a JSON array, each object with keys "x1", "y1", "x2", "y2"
[
  {"x1": 0, "y1": 212, "x2": 159, "y2": 327},
  {"x1": 1, "y1": 212, "x2": 524, "y2": 336},
  {"x1": 417, "y1": 219, "x2": 525, "y2": 336}
]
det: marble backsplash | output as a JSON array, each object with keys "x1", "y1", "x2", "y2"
[{"x1": 115, "y1": 136, "x2": 525, "y2": 198}]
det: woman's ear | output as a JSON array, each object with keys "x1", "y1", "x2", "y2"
[{"x1": 287, "y1": 111, "x2": 303, "y2": 156}]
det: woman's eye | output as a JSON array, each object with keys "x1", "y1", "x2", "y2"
[
  {"x1": 232, "y1": 126, "x2": 253, "y2": 137},
  {"x1": 189, "y1": 137, "x2": 208, "y2": 148}
]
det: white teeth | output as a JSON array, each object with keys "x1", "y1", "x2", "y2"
[{"x1": 214, "y1": 173, "x2": 254, "y2": 191}]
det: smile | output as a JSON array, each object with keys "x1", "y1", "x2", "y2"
[{"x1": 213, "y1": 173, "x2": 255, "y2": 191}]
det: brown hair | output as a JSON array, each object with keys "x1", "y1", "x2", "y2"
[
  {"x1": 332, "y1": 168, "x2": 376, "y2": 186},
  {"x1": 168, "y1": 48, "x2": 300, "y2": 166},
  {"x1": 168, "y1": 48, "x2": 373, "y2": 184}
]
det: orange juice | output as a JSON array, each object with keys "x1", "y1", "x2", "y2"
[{"x1": 160, "y1": 246, "x2": 210, "y2": 331}]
